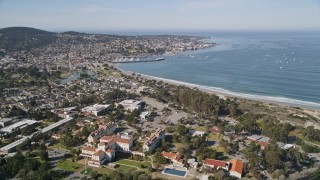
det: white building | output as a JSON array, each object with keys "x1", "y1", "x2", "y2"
[
  {"x1": 81, "y1": 104, "x2": 111, "y2": 116},
  {"x1": 51, "y1": 107, "x2": 77, "y2": 118},
  {"x1": 0, "y1": 119, "x2": 37, "y2": 135},
  {"x1": 139, "y1": 111, "x2": 149, "y2": 121},
  {"x1": 88, "y1": 122, "x2": 117, "y2": 143},
  {"x1": 0, "y1": 118, "x2": 13, "y2": 127},
  {"x1": 117, "y1": 100, "x2": 143, "y2": 112},
  {"x1": 143, "y1": 128, "x2": 165, "y2": 152},
  {"x1": 81, "y1": 135, "x2": 132, "y2": 167},
  {"x1": 100, "y1": 135, "x2": 133, "y2": 152}
]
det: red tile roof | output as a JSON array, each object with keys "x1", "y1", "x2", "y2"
[
  {"x1": 257, "y1": 141, "x2": 269, "y2": 148},
  {"x1": 100, "y1": 135, "x2": 131, "y2": 144},
  {"x1": 106, "y1": 149, "x2": 114, "y2": 153},
  {"x1": 161, "y1": 151, "x2": 183, "y2": 161},
  {"x1": 230, "y1": 160, "x2": 244, "y2": 175},
  {"x1": 204, "y1": 158, "x2": 227, "y2": 168},
  {"x1": 209, "y1": 126, "x2": 221, "y2": 134},
  {"x1": 82, "y1": 146, "x2": 96, "y2": 152},
  {"x1": 93, "y1": 150, "x2": 104, "y2": 156}
]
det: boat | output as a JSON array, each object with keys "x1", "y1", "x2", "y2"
[{"x1": 155, "y1": 58, "x2": 165, "y2": 61}]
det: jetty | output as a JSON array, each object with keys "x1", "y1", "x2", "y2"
[{"x1": 111, "y1": 57, "x2": 165, "y2": 63}]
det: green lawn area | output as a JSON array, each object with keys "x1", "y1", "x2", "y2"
[
  {"x1": 115, "y1": 164, "x2": 137, "y2": 172},
  {"x1": 211, "y1": 145, "x2": 227, "y2": 153},
  {"x1": 173, "y1": 142, "x2": 187, "y2": 149},
  {"x1": 57, "y1": 158, "x2": 84, "y2": 171},
  {"x1": 195, "y1": 126, "x2": 208, "y2": 132},
  {"x1": 116, "y1": 159, "x2": 151, "y2": 168},
  {"x1": 80, "y1": 168, "x2": 93, "y2": 174},
  {"x1": 49, "y1": 143, "x2": 69, "y2": 150},
  {"x1": 97, "y1": 167, "x2": 114, "y2": 175},
  {"x1": 207, "y1": 133, "x2": 223, "y2": 141}
]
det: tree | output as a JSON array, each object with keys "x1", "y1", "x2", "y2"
[
  {"x1": 39, "y1": 149, "x2": 49, "y2": 161},
  {"x1": 264, "y1": 141, "x2": 284, "y2": 171}
]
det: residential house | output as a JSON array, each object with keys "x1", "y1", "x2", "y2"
[
  {"x1": 229, "y1": 159, "x2": 244, "y2": 179},
  {"x1": 161, "y1": 151, "x2": 184, "y2": 167},
  {"x1": 209, "y1": 126, "x2": 221, "y2": 134},
  {"x1": 247, "y1": 135, "x2": 270, "y2": 149},
  {"x1": 203, "y1": 158, "x2": 230, "y2": 171}
]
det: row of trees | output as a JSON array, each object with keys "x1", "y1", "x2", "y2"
[
  {"x1": 0, "y1": 151, "x2": 62, "y2": 179},
  {"x1": 243, "y1": 141, "x2": 308, "y2": 175}
]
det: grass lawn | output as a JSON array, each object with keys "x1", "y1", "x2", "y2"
[
  {"x1": 50, "y1": 143, "x2": 69, "y2": 150},
  {"x1": 195, "y1": 126, "x2": 208, "y2": 132},
  {"x1": 211, "y1": 145, "x2": 227, "y2": 153},
  {"x1": 97, "y1": 167, "x2": 114, "y2": 175},
  {"x1": 207, "y1": 133, "x2": 223, "y2": 141},
  {"x1": 173, "y1": 142, "x2": 187, "y2": 149},
  {"x1": 115, "y1": 164, "x2": 137, "y2": 172},
  {"x1": 57, "y1": 158, "x2": 84, "y2": 171},
  {"x1": 116, "y1": 159, "x2": 151, "y2": 168},
  {"x1": 80, "y1": 168, "x2": 93, "y2": 174}
]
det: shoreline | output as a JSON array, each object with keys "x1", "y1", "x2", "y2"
[{"x1": 112, "y1": 63, "x2": 320, "y2": 111}]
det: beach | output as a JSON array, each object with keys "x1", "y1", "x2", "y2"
[{"x1": 111, "y1": 63, "x2": 320, "y2": 111}]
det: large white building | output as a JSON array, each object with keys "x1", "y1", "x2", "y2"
[
  {"x1": 88, "y1": 122, "x2": 117, "y2": 143},
  {"x1": 81, "y1": 104, "x2": 111, "y2": 116},
  {"x1": 143, "y1": 128, "x2": 165, "y2": 152},
  {"x1": 0, "y1": 118, "x2": 13, "y2": 128},
  {"x1": 0, "y1": 119, "x2": 37, "y2": 135},
  {"x1": 117, "y1": 100, "x2": 143, "y2": 112},
  {"x1": 81, "y1": 135, "x2": 132, "y2": 167}
]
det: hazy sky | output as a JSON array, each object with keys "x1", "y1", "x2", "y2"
[{"x1": 0, "y1": 0, "x2": 320, "y2": 31}]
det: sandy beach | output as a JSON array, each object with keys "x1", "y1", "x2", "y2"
[{"x1": 110, "y1": 63, "x2": 320, "y2": 111}]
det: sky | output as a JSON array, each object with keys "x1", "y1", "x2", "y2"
[{"x1": 0, "y1": 0, "x2": 320, "y2": 32}]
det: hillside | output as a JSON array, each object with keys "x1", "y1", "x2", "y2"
[{"x1": 0, "y1": 27, "x2": 58, "y2": 52}]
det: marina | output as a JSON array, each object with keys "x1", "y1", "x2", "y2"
[{"x1": 111, "y1": 57, "x2": 165, "y2": 63}]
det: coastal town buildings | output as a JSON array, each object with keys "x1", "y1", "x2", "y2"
[
  {"x1": 0, "y1": 118, "x2": 13, "y2": 127},
  {"x1": 81, "y1": 135, "x2": 133, "y2": 167},
  {"x1": 143, "y1": 128, "x2": 165, "y2": 152},
  {"x1": 117, "y1": 100, "x2": 143, "y2": 112},
  {"x1": 0, "y1": 119, "x2": 37, "y2": 135},
  {"x1": 87, "y1": 122, "x2": 117, "y2": 143},
  {"x1": 81, "y1": 104, "x2": 111, "y2": 116}
]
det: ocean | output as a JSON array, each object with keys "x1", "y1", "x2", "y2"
[{"x1": 117, "y1": 31, "x2": 320, "y2": 109}]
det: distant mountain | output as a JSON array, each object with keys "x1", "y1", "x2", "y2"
[
  {"x1": 0, "y1": 27, "x2": 58, "y2": 52},
  {"x1": 61, "y1": 31, "x2": 87, "y2": 36}
]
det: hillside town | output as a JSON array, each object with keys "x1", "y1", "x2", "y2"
[{"x1": 0, "y1": 28, "x2": 320, "y2": 180}]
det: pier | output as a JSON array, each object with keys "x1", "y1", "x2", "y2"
[{"x1": 111, "y1": 57, "x2": 165, "y2": 63}]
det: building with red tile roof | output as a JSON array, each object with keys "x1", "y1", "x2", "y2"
[
  {"x1": 143, "y1": 128, "x2": 165, "y2": 152},
  {"x1": 203, "y1": 158, "x2": 230, "y2": 171},
  {"x1": 229, "y1": 159, "x2": 244, "y2": 178}
]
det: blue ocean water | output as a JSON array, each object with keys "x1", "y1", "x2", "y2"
[{"x1": 118, "y1": 31, "x2": 320, "y2": 108}]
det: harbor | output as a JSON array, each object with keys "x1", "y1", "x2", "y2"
[{"x1": 111, "y1": 57, "x2": 165, "y2": 63}]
